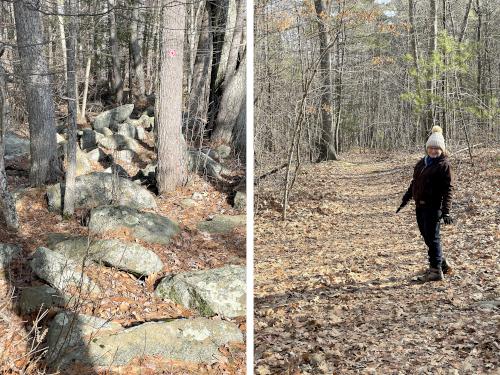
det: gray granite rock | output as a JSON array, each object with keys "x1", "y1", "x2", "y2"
[
  {"x1": 4, "y1": 132, "x2": 30, "y2": 160},
  {"x1": 92, "y1": 104, "x2": 134, "y2": 130},
  {"x1": 52, "y1": 237, "x2": 163, "y2": 276},
  {"x1": 155, "y1": 265, "x2": 246, "y2": 317},
  {"x1": 89, "y1": 205, "x2": 179, "y2": 245},
  {"x1": 49, "y1": 317, "x2": 242, "y2": 369},
  {"x1": 19, "y1": 285, "x2": 67, "y2": 314},
  {"x1": 30, "y1": 247, "x2": 100, "y2": 295},
  {"x1": 197, "y1": 215, "x2": 246, "y2": 234},
  {"x1": 0, "y1": 243, "x2": 21, "y2": 270},
  {"x1": 97, "y1": 134, "x2": 139, "y2": 152},
  {"x1": 46, "y1": 172, "x2": 157, "y2": 212}
]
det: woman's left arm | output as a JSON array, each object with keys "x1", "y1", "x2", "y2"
[{"x1": 441, "y1": 162, "x2": 454, "y2": 215}]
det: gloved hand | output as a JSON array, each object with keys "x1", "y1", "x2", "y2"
[{"x1": 442, "y1": 214, "x2": 454, "y2": 225}]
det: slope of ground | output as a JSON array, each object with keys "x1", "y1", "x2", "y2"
[
  {"x1": 0, "y1": 144, "x2": 246, "y2": 374},
  {"x1": 255, "y1": 148, "x2": 499, "y2": 374}
]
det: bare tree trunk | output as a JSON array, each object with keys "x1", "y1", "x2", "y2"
[
  {"x1": 186, "y1": 0, "x2": 205, "y2": 94},
  {"x1": 56, "y1": 0, "x2": 67, "y2": 83},
  {"x1": 408, "y1": 0, "x2": 419, "y2": 72},
  {"x1": 79, "y1": 55, "x2": 91, "y2": 123},
  {"x1": 187, "y1": 6, "x2": 212, "y2": 136},
  {"x1": 211, "y1": 56, "x2": 246, "y2": 145},
  {"x1": 63, "y1": 0, "x2": 77, "y2": 216},
  {"x1": 314, "y1": 0, "x2": 337, "y2": 161},
  {"x1": 156, "y1": 0, "x2": 187, "y2": 194},
  {"x1": 424, "y1": 0, "x2": 438, "y2": 133},
  {"x1": 206, "y1": 0, "x2": 229, "y2": 131},
  {"x1": 13, "y1": 0, "x2": 61, "y2": 186},
  {"x1": 129, "y1": 0, "x2": 146, "y2": 101},
  {"x1": 108, "y1": 0, "x2": 123, "y2": 104},
  {"x1": 0, "y1": 54, "x2": 19, "y2": 230},
  {"x1": 334, "y1": 0, "x2": 346, "y2": 154},
  {"x1": 458, "y1": 0, "x2": 474, "y2": 42},
  {"x1": 224, "y1": 0, "x2": 245, "y2": 81},
  {"x1": 475, "y1": 0, "x2": 482, "y2": 99},
  {"x1": 232, "y1": 98, "x2": 246, "y2": 157}
]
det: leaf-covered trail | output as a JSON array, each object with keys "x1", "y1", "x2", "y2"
[{"x1": 255, "y1": 150, "x2": 499, "y2": 374}]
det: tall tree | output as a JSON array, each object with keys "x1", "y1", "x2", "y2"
[
  {"x1": 211, "y1": 0, "x2": 246, "y2": 146},
  {"x1": 425, "y1": 0, "x2": 438, "y2": 132},
  {"x1": 156, "y1": 0, "x2": 188, "y2": 193},
  {"x1": 13, "y1": 0, "x2": 61, "y2": 186},
  {"x1": 129, "y1": 0, "x2": 146, "y2": 101},
  {"x1": 63, "y1": 0, "x2": 78, "y2": 217},
  {"x1": 206, "y1": 0, "x2": 230, "y2": 131},
  {"x1": 0, "y1": 48, "x2": 19, "y2": 230},
  {"x1": 211, "y1": 55, "x2": 246, "y2": 145},
  {"x1": 314, "y1": 0, "x2": 337, "y2": 161},
  {"x1": 108, "y1": 0, "x2": 123, "y2": 104},
  {"x1": 187, "y1": 5, "x2": 212, "y2": 135}
]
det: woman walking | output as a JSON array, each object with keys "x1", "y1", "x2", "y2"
[{"x1": 397, "y1": 126, "x2": 454, "y2": 282}]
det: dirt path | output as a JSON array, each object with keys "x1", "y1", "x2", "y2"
[{"x1": 255, "y1": 150, "x2": 499, "y2": 374}]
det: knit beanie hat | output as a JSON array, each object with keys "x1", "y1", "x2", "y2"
[{"x1": 426, "y1": 126, "x2": 446, "y2": 152}]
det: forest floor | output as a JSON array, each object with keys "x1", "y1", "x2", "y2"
[
  {"x1": 0, "y1": 128, "x2": 246, "y2": 374},
  {"x1": 254, "y1": 148, "x2": 499, "y2": 374}
]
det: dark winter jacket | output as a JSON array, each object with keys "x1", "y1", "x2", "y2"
[{"x1": 402, "y1": 155, "x2": 454, "y2": 215}]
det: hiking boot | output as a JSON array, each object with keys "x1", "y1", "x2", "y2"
[
  {"x1": 442, "y1": 257, "x2": 452, "y2": 275},
  {"x1": 415, "y1": 267, "x2": 444, "y2": 282}
]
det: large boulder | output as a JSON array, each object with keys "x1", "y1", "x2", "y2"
[
  {"x1": 197, "y1": 215, "x2": 246, "y2": 234},
  {"x1": 102, "y1": 164, "x2": 130, "y2": 178},
  {"x1": 233, "y1": 178, "x2": 246, "y2": 211},
  {"x1": 57, "y1": 142, "x2": 93, "y2": 176},
  {"x1": 19, "y1": 285, "x2": 67, "y2": 314},
  {"x1": 125, "y1": 113, "x2": 154, "y2": 130},
  {"x1": 97, "y1": 134, "x2": 139, "y2": 152},
  {"x1": 88, "y1": 205, "x2": 180, "y2": 245},
  {"x1": 52, "y1": 237, "x2": 163, "y2": 276},
  {"x1": 85, "y1": 147, "x2": 106, "y2": 162},
  {"x1": 30, "y1": 247, "x2": 100, "y2": 295},
  {"x1": 79, "y1": 129, "x2": 99, "y2": 151},
  {"x1": 188, "y1": 150, "x2": 224, "y2": 179},
  {"x1": 215, "y1": 144, "x2": 231, "y2": 159},
  {"x1": 95, "y1": 127, "x2": 114, "y2": 136},
  {"x1": 113, "y1": 149, "x2": 136, "y2": 163},
  {"x1": 133, "y1": 162, "x2": 157, "y2": 186},
  {"x1": 47, "y1": 312, "x2": 122, "y2": 364},
  {"x1": 76, "y1": 148, "x2": 93, "y2": 176},
  {"x1": 0, "y1": 243, "x2": 21, "y2": 271},
  {"x1": 4, "y1": 132, "x2": 30, "y2": 160},
  {"x1": 155, "y1": 265, "x2": 246, "y2": 318},
  {"x1": 116, "y1": 123, "x2": 145, "y2": 141},
  {"x1": 46, "y1": 172, "x2": 157, "y2": 212},
  {"x1": 92, "y1": 104, "x2": 134, "y2": 130},
  {"x1": 48, "y1": 316, "x2": 242, "y2": 369}
]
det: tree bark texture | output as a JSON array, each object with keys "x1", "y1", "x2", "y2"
[
  {"x1": 13, "y1": 0, "x2": 61, "y2": 186},
  {"x1": 425, "y1": 0, "x2": 438, "y2": 133},
  {"x1": 108, "y1": 0, "x2": 123, "y2": 104},
  {"x1": 314, "y1": 0, "x2": 337, "y2": 161},
  {"x1": 206, "y1": 0, "x2": 230, "y2": 131},
  {"x1": 63, "y1": 0, "x2": 78, "y2": 216},
  {"x1": 129, "y1": 0, "x2": 146, "y2": 101},
  {"x1": 187, "y1": 6, "x2": 212, "y2": 135},
  {"x1": 156, "y1": 0, "x2": 187, "y2": 194},
  {"x1": 211, "y1": 56, "x2": 246, "y2": 145},
  {"x1": 0, "y1": 58, "x2": 19, "y2": 230}
]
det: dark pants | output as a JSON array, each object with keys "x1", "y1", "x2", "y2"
[{"x1": 416, "y1": 206, "x2": 442, "y2": 268}]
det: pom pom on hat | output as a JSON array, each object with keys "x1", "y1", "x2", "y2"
[{"x1": 426, "y1": 125, "x2": 446, "y2": 152}]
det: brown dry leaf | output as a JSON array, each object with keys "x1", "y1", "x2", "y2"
[
  {"x1": 145, "y1": 272, "x2": 160, "y2": 292},
  {"x1": 255, "y1": 149, "x2": 500, "y2": 374}
]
